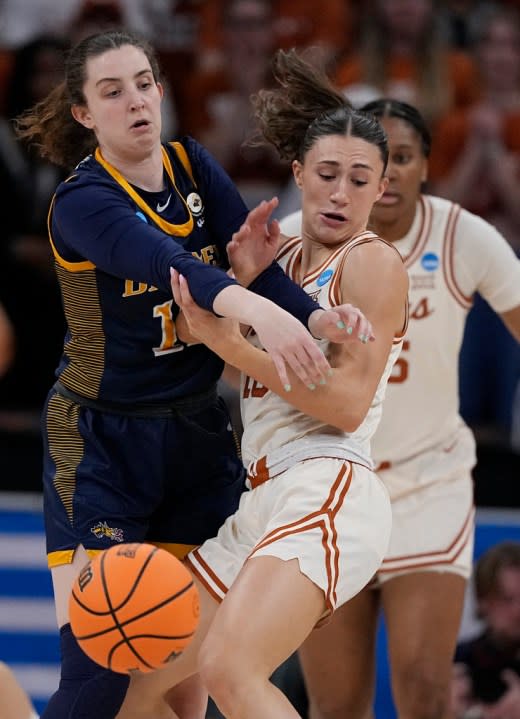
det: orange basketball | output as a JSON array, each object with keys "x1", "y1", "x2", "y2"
[{"x1": 69, "y1": 543, "x2": 199, "y2": 674}]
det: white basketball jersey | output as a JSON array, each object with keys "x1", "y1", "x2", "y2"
[
  {"x1": 372, "y1": 195, "x2": 520, "y2": 465},
  {"x1": 240, "y1": 232, "x2": 406, "y2": 472}
]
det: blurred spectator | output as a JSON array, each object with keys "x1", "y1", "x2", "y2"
[
  {"x1": 334, "y1": 0, "x2": 477, "y2": 125},
  {"x1": 429, "y1": 4, "x2": 520, "y2": 450},
  {"x1": 182, "y1": 0, "x2": 292, "y2": 208},
  {"x1": 197, "y1": 0, "x2": 356, "y2": 74},
  {"x1": 442, "y1": 0, "x2": 495, "y2": 50},
  {"x1": 0, "y1": 35, "x2": 68, "y2": 490},
  {"x1": 66, "y1": 0, "x2": 125, "y2": 44},
  {"x1": 0, "y1": 0, "x2": 81, "y2": 49},
  {"x1": 429, "y1": 4, "x2": 520, "y2": 251},
  {"x1": 452, "y1": 541, "x2": 520, "y2": 718}
]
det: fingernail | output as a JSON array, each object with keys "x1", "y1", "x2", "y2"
[
  {"x1": 308, "y1": 384, "x2": 316, "y2": 391},
  {"x1": 284, "y1": 384, "x2": 292, "y2": 392},
  {"x1": 360, "y1": 335, "x2": 368, "y2": 344},
  {"x1": 336, "y1": 321, "x2": 346, "y2": 329},
  {"x1": 347, "y1": 326, "x2": 353, "y2": 335},
  {"x1": 328, "y1": 368, "x2": 334, "y2": 377}
]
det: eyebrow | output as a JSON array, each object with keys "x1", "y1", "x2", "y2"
[
  {"x1": 95, "y1": 68, "x2": 153, "y2": 87},
  {"x1": 318, "y1": 159, "x2": 374, "y2": 172}
]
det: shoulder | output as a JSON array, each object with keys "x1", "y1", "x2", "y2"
[
  {"x1": 53, "y1": 156, "x2": 129, "y2": 214},
  {"x1": 167, "y1": 136, "x2": 218, "y2": 174},
  {"x1": 342, "y1": 234, "x2": 408, "y2": 297}
]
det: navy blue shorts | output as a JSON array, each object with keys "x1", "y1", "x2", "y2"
[{"x1": 42, "y1": 385, "x2": 246, "y2": 566}]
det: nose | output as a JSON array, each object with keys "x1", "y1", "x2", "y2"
[
  {"x1": 128, "y1": 89, "x2": 145, "y2": 111},
  {"x1": 330, "y1": 178, "x2": 349, "y2": 205}
]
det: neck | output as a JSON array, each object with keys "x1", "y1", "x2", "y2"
[
  {"x1": 99, "y1": 144, "x2": 165, "y2": 192},
  {"x1": 370, "y1": 204, "x2": 417, "y2": 244}
]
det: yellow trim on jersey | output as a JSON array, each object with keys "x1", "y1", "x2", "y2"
[
  {"x1": 47, "y1": 194, "x2": 96, "y2": 271},
  {"x1": 95, "y1": 146, "x2": 194, "y2": 237},
  {"x1": 48, "y1": 541, "x2": 198, "y2": 567},
  {"x1": 170, "y1": 141, "x2": 196, "y2": 186},
  {"x1": 47, "y1": 547, "x2": 103, "y2": 568},
  {"x1": 152, "y1": 541, "x2": 198, "y2": 560}
]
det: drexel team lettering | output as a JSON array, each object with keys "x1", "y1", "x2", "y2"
[{"x1": 121, "y1": 244, "x2": 220, "y2": 298}]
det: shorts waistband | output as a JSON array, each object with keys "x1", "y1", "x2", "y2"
[
  {"x1": 53, "y1": 381, "x2": 218, "y2": 417},
  {"x1": 247, "y1": 443, "x2": 373, "y2": 490}
]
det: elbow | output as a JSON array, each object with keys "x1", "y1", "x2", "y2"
[{"x1": 331, "y1": 405, "x2": 367, "y2": 433}]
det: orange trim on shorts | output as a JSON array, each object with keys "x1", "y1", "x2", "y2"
[
  {"x1": 248, "y1": 456, "x2": 269, "y2": 489},
  {"x1": 186, "y1": 548, "x2": 228, "y2": 603},
  {"x1": 375, "y1": 461, "x2": 392, "y2": 472},
  {"x1": 252, "y1": 462, "x2": 353, "y2": 612},
  {"x1": 379, "y1": 504, "x2": 474, "y2": 573}
]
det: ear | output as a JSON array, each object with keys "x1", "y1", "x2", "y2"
[
  {"x1": 421, "y1": 158, "x2": 429, "y2": 184},
  {"x1": 157, "y1": 82, "x2": 164, "y2": 99},
  {"x1": 376, "y1": 175, "x2": 389, "y2": 202},
  {"x1": 71, "y1": 104, "x2": 94, "y2": 129},
  {"x1": 292, "y1": 159, "x2": 304, "y2": 189}
]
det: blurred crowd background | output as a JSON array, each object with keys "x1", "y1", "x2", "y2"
[{"x1": 0, "y1": 0, "x2": 518, "y2": 505}]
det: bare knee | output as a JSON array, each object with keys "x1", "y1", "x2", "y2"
[
  {"x1": 308, "y1": 684, "x2": 373, "y2": 719},
  {"x1": 393, "y1": 665, "x2": 450, "y2": 719},
  {"x1": 198, "y1": 636, "x2": 261, "y2": 717}
]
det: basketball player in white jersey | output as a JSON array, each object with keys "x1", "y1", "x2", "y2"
[
  {"x1": 280, "y1": 99, "x2": 520, "y2": 719},
  {"x1": 116, "y1": 51, "x2": 408, "y2": 719}
]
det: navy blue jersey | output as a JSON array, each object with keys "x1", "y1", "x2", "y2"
[{"x1": 49, "y1": 138, "x2": 248, "y2": 404}]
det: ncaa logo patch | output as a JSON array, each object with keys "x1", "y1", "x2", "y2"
[
  {"x1": 317, "y1": 268, "x2": 334, "y2": 287},
  {"x1": 421, "y1": 252, "x2": 439, "y2": 272}
]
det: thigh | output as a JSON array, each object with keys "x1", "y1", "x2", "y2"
[
  {"x1": 204, "y1": 555, "x2": 325, "y2": 678},
  {"x1": 156, "y1": 396, "x2": 246, "y2": 547},
  {"x1": 43, "y1": 392, "x2": 167, "y2": 565},
  {"x1": 382, "y1": 571, "x2": 467, "y2": 695},
  {"x1": 299, "y1": 587, "x2": 380, "y2": 718}
]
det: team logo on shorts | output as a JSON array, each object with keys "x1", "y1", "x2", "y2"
[
  {"x1": 420, "y1": 252, "x2": 439, "y2": 272},
  {"x1": 90, "y1": 521, "x2": 124, "y2": 543},
  {"x1": 317, "y1": 268, "x2": 334, "y2": 286}
]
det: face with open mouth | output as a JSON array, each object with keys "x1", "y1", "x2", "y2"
[
  {"x1": 370, "y1": 115, "x2": 427, "y2": 228},
  {"x1": 292, "y1": 133, "x2": 387, "y2": 244},
  {"x1": 72, "y1": 43, "x2": 163, "y2": 159}
]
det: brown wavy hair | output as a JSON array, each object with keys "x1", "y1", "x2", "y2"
[
  {"x1": 252, "y1": 49, "x2": 388, "y2": 171},
  {"x1": 14, "y1": 30, "x2": 161, "y2": 169}
]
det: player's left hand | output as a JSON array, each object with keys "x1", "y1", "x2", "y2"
[
  {"x1": 170, "y1": 269, "x2": 240, "y2": 348},
  {"x1": 227, "y1": 198, "x2": 282, "y2": 286},
  {"x1": 309, "y1": 304, "x2": 375, "y2": 344}
]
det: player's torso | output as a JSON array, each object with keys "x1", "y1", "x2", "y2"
[
  {"x1": 240, "y1": 233, "x2": 404, "y2": 470},
  {"x1": 373, "y1": 195, "x2": 474, "y2": 464},
  {"x1": 51, "y1": 143, "x2": 230, "y2": 403}
]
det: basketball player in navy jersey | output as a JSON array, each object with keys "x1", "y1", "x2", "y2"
[{"x1": 15, "y1": 29, "x2": 370, "y2": 719}]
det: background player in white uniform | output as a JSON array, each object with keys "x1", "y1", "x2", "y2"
[
  {"x1": 280, "y1": 99, "x2": 520, "y2": 719},
  {"x1": 116, "y1": 51, "x2": 408, "y2": 719}
]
